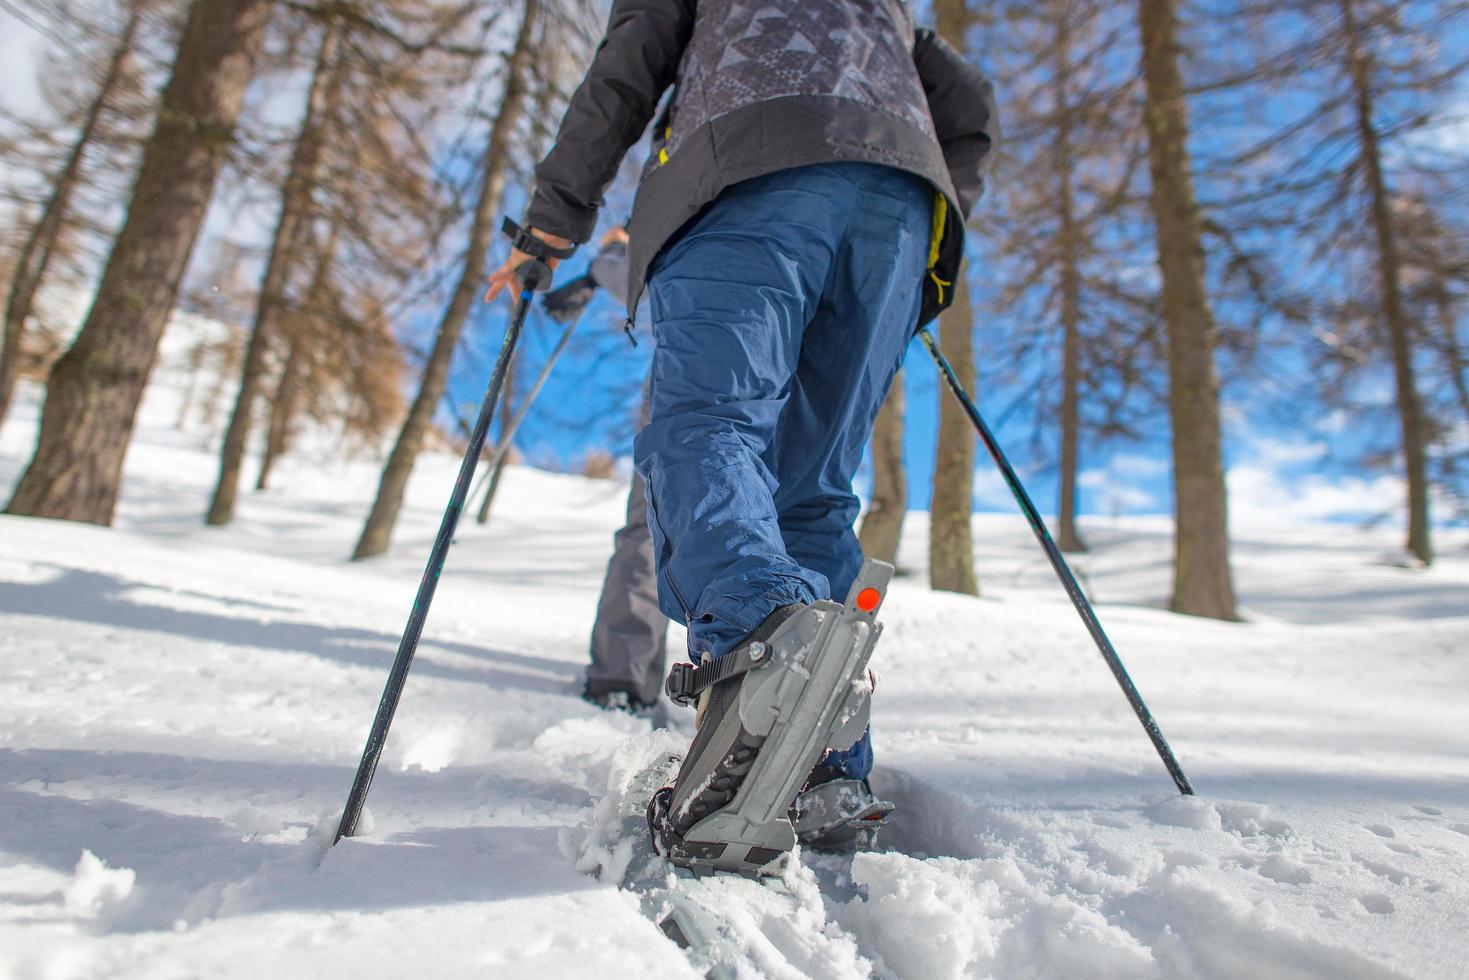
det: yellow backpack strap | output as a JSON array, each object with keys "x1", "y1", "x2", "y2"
[{"x1": 928, "y1": 192, "x2": 951, "y2": 304}]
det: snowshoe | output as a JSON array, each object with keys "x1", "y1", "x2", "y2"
[
  {"x1": 647, "y1": 559, "x2": 893, "y2": 877},
  {"x1": 790, "y1": 763, "x2": 894, "y2": 852}
]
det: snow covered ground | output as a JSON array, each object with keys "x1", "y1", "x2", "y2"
[{"x1": 2, "y1": 321, "x2": 1468, "y2": 978}]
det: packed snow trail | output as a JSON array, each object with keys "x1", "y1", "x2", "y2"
[
  {"x1": 567, "y1": 734, "x2": 877, "y2": 979},
  {"x1": 2, "y1": 321, "x2": 1469, "y2": 977}
]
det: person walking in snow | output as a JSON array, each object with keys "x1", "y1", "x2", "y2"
[{"x1": 486, "y1": 0, "x2": 997, "y2": 874}]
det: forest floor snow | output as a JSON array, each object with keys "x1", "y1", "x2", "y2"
[{"x1": 2, "y1": 328, "x2": 1468, "y2": 978}]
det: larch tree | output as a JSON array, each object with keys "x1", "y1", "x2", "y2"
[
  {"x1": 5, "y1": 0, "x2": 278, "y2": 525},
  {"x1": 1398, "y1": 194, "x2": 1469, "y2": 439},
  {"x1": 1196, "y1": 0, "x2": 1469, "y2": 564},
  {"x1": 0, "y1": 0, "x2": 162, "y2": 432},
  {"x1": 928, "y1": 0, "x2": 981, "y2": 596},
  {"x1": 1390, "y1": 191, "x2": 1468, "y2": 522},
  {"x1": 353, "y1": 0, "x2": 541, "y2": 560},
  {"x1": 1053, "y1": 0, "x2": 1090, "y2": 558},
  {"x1": 259, "y1": 225, "x2": 409, "y2": 482},
  {"x1": 173, "y1": 237, "x2": 256, "y2": 434},
  {"x1": 208, "y1": 0, "x2": 476, "y2": 515},
  {"x1": 1136, "y1": 0, "x2": 1239, "y2": 619},
  {"x1": 983, "y1": 0, "x2": 1160, "y2": 554},
  {"x1": 204, "y1": 10, "x2": 345, "y2": 525},
  {"x1": 858, "y1": 381, "x2": 907, "y2": 566},
  {"x1": 1337, "y1": 0, "x2": 1441, "y2": 562},
  {"x1": 254, "y1": 221, "x2": 341, "y2": 490}
]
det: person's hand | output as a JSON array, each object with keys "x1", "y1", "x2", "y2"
[
  {"x1": 484, "y1": 227, "x2": 574, "y2": 306},
  {"x1": 599, "y1": 226, "x2": 630, "y2": 248}
]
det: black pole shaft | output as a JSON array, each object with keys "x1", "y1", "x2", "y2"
[
  {"x1": 468, "y1": 309, "x2": 583, "y2": 511},
  {"x1": 486, "y1": 311, "x2": 580, "y2": 471},
  {"x1": 335, "y1": 269, "x2": 545, "y2": 844},
  {"x1": 919, "y1": 328, "x2": 1195, "y2": 796}
]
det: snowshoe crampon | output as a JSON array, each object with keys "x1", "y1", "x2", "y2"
[
  {"x1": 790, "y1": 772, "x2": 895, "y2": 852},
  {"x1": 648, "y1": 559, "x2": 893, "y2": 877}
]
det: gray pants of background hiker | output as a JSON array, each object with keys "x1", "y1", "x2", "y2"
[
  {"x1": 587, "y1": 375, "x2": 667, "y2": 706},
  {"x1": 586, "y1": 471, "x2": 669, "y2": 704}
]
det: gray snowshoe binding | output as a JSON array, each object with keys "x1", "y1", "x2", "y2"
[{"x1": 648, "y1": 560, "x2": 894, "y2": 877}]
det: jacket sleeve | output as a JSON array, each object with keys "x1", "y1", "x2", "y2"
[
  {"x1": 524, "y1": 0, "x2": 694, "y2": 244},
  {"x1": 589, "y1": 240, "x2": 631, "y2": 305},
  {"x1": 913, "y1": 28, "x2": 1000, "y2": 220}
]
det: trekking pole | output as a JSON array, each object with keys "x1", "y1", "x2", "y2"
[
  {"x1": 918, "y1": 327, "x2": 1195, "y2": 796},
  {"x1": 467, "y1": 307, "x2": 585, "y2": 521},
  {"x1": 334, "y1": 221, "x2": 572, "y2": 844}
]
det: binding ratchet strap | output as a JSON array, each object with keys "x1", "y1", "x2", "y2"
[
  {"x1": 665, "y1": 640, "x2": 773, "y2": 708},
  {"x1": 927, "y1": 192, "x2": 950, "y2": 304}
]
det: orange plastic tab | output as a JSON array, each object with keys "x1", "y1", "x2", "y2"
[{"x1": 855, "y1": 587, "x2": 881, "y2": 612}]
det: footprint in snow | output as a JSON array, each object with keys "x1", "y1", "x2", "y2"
[
  {"x1": 1218, "y1": 800, "x2": 1291, "y2": 838},
  {"x1": 1352, "y1": 852, "x2": 1412, "y2": 886},
  {"x1": 1449, "y1": 823, "x2": 1469, "y2": 836},
  {"x1": 1412, "y1": 805, "x2": 1442, "y2": 816},
  {"x1": 1359, "y1": 893, "x2": 1394, "y2": 915},
  {"x1": 1366, "y1": 823, "x2": 1396, "y2": 839},
  {"x1": 1257, "y1": 854, "x2": 1312, "y2": 885}
]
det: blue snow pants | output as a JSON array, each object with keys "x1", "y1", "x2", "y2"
[{"x1": 634, "y1": 162, "x2": 931, "y2": 780}]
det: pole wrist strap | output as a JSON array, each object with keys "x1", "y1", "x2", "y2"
[{"x1": 501, "y1": 217, "x2": 576, "y2": 262}]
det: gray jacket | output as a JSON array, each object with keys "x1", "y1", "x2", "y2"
[
  {"x1": 589, "y1": 240, "x2": 630, "y2": 306},
  {"x1": 524, "y1": 0, "x2": 998, "y2": 327}
]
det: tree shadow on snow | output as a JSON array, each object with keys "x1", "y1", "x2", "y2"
[
  {"x1": 0, "y1": 566, "x2": 582, "y2": 698},
  {"x1": 0, "y1": 750, "x2": 599, "y2": 931}
]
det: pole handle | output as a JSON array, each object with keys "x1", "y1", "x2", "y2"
[{"x1": 516, "y1": 259, "x2": 551, "y2": 293}]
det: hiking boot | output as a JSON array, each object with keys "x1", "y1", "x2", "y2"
[
  {"x1": 647, "y1": 560, "x2": 893, "y2": 877},
  {"x1": 582, "y1": 682, "x2": 656, "y2": 716}
]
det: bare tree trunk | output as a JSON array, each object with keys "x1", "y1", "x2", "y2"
[
  {"x1": 1432, "y1": 289, "x2": 1469, "y2": 425},
  {"x1": 176, "y1": 337, "x2": 207, "y2": 429},
  {"x1": 256, "y1": 222, "x2": 339, "y2": 490},
  {"x1": 0, "y1": 4, "x2": 144, "y2": 432},
  {"x1": 1137, "y1": 0, "x2": 1238, "y2": 619},
  {"x1": 1058, "y1": 282, "x2": 1086, "y2": 552},
  {"x1": 5, "y1": 0, "x2": 276, "y2": 525},
  {"x1": 353, "y1": 0, "x2": 540, "y2": 560},
  {"x1": 928, "y1": 0, "x2": 979, "y2": 595},
  {"x1": 930, "y1": 271, "x2": 980, "y2": 595},
  {"x1": 201, "y1": 330, "x2": 243, "y2": 437},
  {"x1": 1054, "y1": 0, "x2": 1087, "y2": 554},
  {"x1": 256, "y1": 336, "x2": 304, "y2": 490},
  {"x1": 1341, "y1": 0, "x2": 1431, "y2": 565},
  {"x1": 207, "y1": 18, "x2": 342, "y2": 525},
  {"x1": 858, "y1": 376, "x2": 907, "y2": 565}
]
